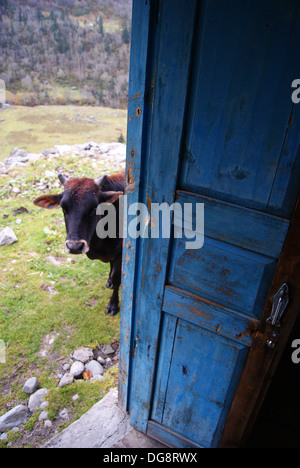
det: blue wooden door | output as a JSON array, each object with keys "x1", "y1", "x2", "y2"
[{"x1": 120, "y1": 0, "x2": 300, "y2": 448}]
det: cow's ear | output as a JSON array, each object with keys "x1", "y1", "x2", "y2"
[
  {"x1": 101, "y1": 191, "x2": 123, "y2": 204},
  {"x1": 33, "y1": 194, "x2": 63, "y2": 209}
]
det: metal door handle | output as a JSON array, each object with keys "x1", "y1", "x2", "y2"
[{"x1": 266, "y1": 283, "x2": 289, "y2": 349}]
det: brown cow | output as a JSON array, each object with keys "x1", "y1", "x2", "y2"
[{"x1": 33, "y1": 169, "x2": 125, "y2": 315}]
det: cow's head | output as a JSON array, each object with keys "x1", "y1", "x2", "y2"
[{"x1": 33, "y1": 174, "x2": 122, "y2": 254}]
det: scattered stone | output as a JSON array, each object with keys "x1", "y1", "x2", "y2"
[
  {"x1": 28, "y1": 388, "x2": 49, "y2": 413},
  {"x1": 44, "y1": 170, "x2": 56, "y2": 179},
  {"x1": 0, "y1": 141, "x2": 126, "y2": 173},
  {"x1": 46, "y1": 255, "x2": 67, "y2": 266},
  {"x1": 22, "y1": 377, "x2": 39, "y2": 395},
  {"x1": 103, "y1": 344, "x2": 114, "y2": 355},
  {"x1": 58, "y1": 372, "x2": 74, "y2": 388},
  {"x1": 0, "y1": 227, "x2": 18, "y2": 246},
  {"x1": 72, "y1": 394, "x2": 79, "y2": 401},
  {"x1": 58, "y1": 408, "x2": 69, "y2": 420},
  {"x1": 70, "y1": 361, "x2": 84, "y2": 378},
  {"x1": 0, "y1": 405, "x2": 29, "y2": 432},
  {"x1": 40, "y1": 283, "x2": 58, "y2": 295},
  {"x1": 63, "y1": 363, "x2": 71, "y2": 371},
  {"x1": 39, "y1": 331, "x2": 60, "y2": 357},
  {"x1": 44, "y1": 420, "x2": 52, "y2": 429},
  {"x1": 85, "y1": 360, "x2": 104, "y2": 377},
  {"x1": 40, "y1": 401, "x2": 49, "y2": 410},
  {"x1": 90, "y1": 374, "x2": 105, "y2": 382},
  {"x1": 0, "y1": 147, "x2": 40, "y2": 170},
  {"x1": 97, "y1": 356, "x2": 105, "y2": 365},
  {"x1": 0, "y1": 433, "x2": 7, "y2": 440},
  {"x1": 11, "y1": 427, "x2": 19, "y2": 432},
  {"x1": 72, "y1": 347, "x2": 93, "y2": 364},
  {"x1": 39, "y1": 411, "x2": 48, "y2": 422}
]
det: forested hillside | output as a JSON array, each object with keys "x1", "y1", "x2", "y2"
[{"x1": 0, "y1": 0, "x2": 132, "y2": 108}]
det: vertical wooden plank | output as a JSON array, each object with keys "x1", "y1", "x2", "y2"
[
  {"x1": 267, "y1": 105, "x2": 300, "y2": 218},
  {"x1": 118, "y1": 0, "x2": 151, "y2": 411},
  {"x1": 150, "y1": 314, "x2": 177, "y2": 423},
  {"x1": 128, "y1": 0, "x2": 198, "y2": 432}
]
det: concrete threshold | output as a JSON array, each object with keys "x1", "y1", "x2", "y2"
[{"x1": 42, "y1": 388, "x2": 166, "y2": 449}]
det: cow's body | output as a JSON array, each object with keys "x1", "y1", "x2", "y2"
[{"x1": 34, "y1": 169, "x2": 125, "y2": 315}]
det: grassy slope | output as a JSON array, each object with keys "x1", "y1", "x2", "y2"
[
  {"x1": 0, "y1": 105, "x2": 127, "y2": 161},
  {"x1": 0, "y1": 104, "x2": 126, "y2": 447}
]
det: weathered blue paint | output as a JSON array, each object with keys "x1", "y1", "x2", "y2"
[
  {"x1": 151, "y1": 317, "x2": 249, "y2": 448},
  {"x1": 168, "y1": 237, "x2": 277, "y2": 319},
  {"x1": 175, "y1": 191, "x2": 290, "y2": 259},
  {"x1": 122, "y1": 0, "x2": 199, "y2": 432},
  {"x1": 119, "y1": 0, "x2": 300, "y2": 448},
  {"x1": 180, "y1": 0, "x2": 300, "y2": 219},
  {"x1": 162, "y1": 286, "x2": 256, "y2": 347},
  {"x1": 118, "y1": 0, "x2": 151, "y2": 410}
]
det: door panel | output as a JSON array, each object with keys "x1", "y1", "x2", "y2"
[
  {"x1": 151, "y1": 315, "x2": 249, "y2": 448},
  {"x1": 175, "y1": 191, "x2": 290, "y2": 259},
  {"x1": 168, "y1": 238, "x2": 277, "y2": 318},
  {"x1": 121, "y1": 0, "x2": 300, "y2": 448},
  {"x1": 180, "y1": 0, "x2": 300, "y2": 218},
  {"x1": 162, "y1": 286, "x2": 255, "y2": 348}
]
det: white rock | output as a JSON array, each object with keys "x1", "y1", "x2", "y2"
[
  {"x1": 28, "y1": 388, "x2": 49, "y2": 413},
  {"x1": 54, "y1": 145, "x2": 73, "y2": 156},
  {"x1": 39, "y1": 411, "x2": 48, "y2": 421},
  {"x1": 44, "y1": 420, "x2": 52, "y2": 428},
  {"x1": 85, "y1": 360, "x2": 103, "y2": 377},
  {"x1": 0, "y1": 227, "x2": 18, "y2": 246},
  {"x1": 103, "y1": 344, "x2": 114, "y2": 355},
  {"x1": 45, "y1": 170, "x2": 56, "y2": 179},
  {"x1": 90, "y1": 374, "x2": 105, "y2": 382},
  {"x1": 22, "y1": 377, "x2": 39, "y2": 395},
  {"x1": 0, "y1": 405, "x2": 29, "y2": 432},
  {"x1": 58, "y1": 408, "x2": 69, "y2": 420},
  {"x1": 70, "y1": 361, "x2": 84, "y2": 378},
  {"x1": 58, "y1": 372, "x2": 74, "y2": 388},
  {"x1": 72, "y1": 347, "x2": 93, "y2": 364}
]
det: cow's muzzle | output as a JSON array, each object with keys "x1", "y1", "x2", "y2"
[{"x1": 65, "y1": 239, "x2": 89, "y2": 255}]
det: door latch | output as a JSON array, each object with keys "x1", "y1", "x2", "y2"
[{"x1": 266, "y1": 283, "x2": 289, "y2": 349}]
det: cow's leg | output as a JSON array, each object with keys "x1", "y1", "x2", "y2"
[
  {"x1": 106, "y1": 263, "x2": 113, "y2": 289},
  {"x1": 105, "y1": 255, "x2": 121, "y2": 316}
]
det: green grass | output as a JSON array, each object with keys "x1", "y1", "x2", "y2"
[
  {"x1": 0, "y1": 104, "x2": 126, "y2": 447},
  {"x1": 0, "y1": 105, "x2": 127, "y2": 162}
]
